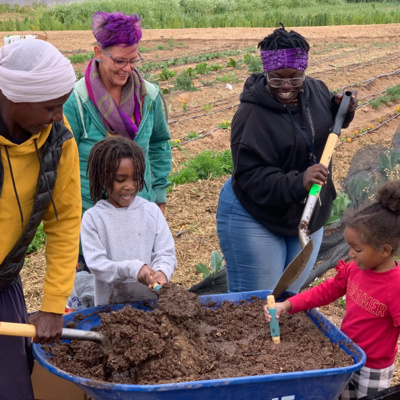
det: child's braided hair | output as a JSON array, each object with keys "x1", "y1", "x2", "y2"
[
  {"x1": 345, "y1": 180, "x2": 400, "y2": 252},
  {"x1": 87, "y1": 136, "x2": 146, "y2": 204}
]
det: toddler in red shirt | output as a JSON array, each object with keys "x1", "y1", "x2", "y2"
[{"x1": 264, "y1": 179, "x2": 400, "y2": 400}]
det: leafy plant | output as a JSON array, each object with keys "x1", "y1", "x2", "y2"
[
  {"x1": 210, "y1": 63, "x2": 223, "y2": 71},
  {"x1": 173, "y1": 69, "x2": 197, "y2": 91},
  {"x1": 195, "y1": 62, "x2": 211, "y2": 75},
  {"x1": 216, "y1": 72, "x2": 239, "y2": 83},
  {"x1": 158, "y1": 67, "x2": 176, "y2": 81},
  {"x1": 369, "y1": 84, "x2": 400, "y2": 109},
  {"x1": 325, "y1": 191, "x2": 350, "y2": 226},
  {"x1": 243, "y1": 54, "x2": 263, "y2": 73},
  {"x1": 27, "y1": 223, "x2": 46, "y2": 254},
  {"x1": 202, "y1": 103, "x2": 213, "y2": 112},
  {"x1": 184, "y1": 131, "x2": 199, "y2": 140},
  {"x1": 379, "y1": 149, "x2": 400, "y2": 181},
  {"x1": 217, "y1": 120, "x2": 231, "y2": 130},
  {"x1": 196, "y1": 250, "x2": 224, "y2": 279},
  {"x1": 167, "y1": 36, "x2": 175, "y2": 48},
  {"x1": 168, "y1": 150, "x2": 233, "y2": 188},
  {"x1": 337, "y1": 296, "x2": 346, "y2": 307},
  {"x1": 347, "y1": 149, "x2": 400, "y2": 210},
  {"x1": 181, "y1": 99, "x2": 188, "y2": 111},
  {"x1": 169, "y1": 138, "x2": 181, "y2": 147},
  {"x1": 199, "y1": 79, "x2": 214, "y2": 87},
  {"x1": 226, "y1": 57, "x2": 237, "y2": 68}
]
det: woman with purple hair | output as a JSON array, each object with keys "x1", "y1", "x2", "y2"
[
  {"x1": 216, "y1": 24, "x2": 358, "y2": 294},
  {"x1": 64, "y1": 12, "x2": 172, "y2": 271}
]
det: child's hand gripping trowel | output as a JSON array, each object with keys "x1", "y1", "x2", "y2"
[{"x1": 266, "y1": 91, "x2": 352, "y2": 343}]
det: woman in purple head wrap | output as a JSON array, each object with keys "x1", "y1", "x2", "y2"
[
  {"x1": 64, "y1": 12, "x2": 172, "y2": 274},
  {"x1": 216, "y1": 24, "x2": 358, "y2": 294}
]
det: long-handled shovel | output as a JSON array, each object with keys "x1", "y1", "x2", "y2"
[
  {"x1": 0, "y1": 321, "x2": 105, "y2": 345},
  {"x1": 267, "y1": 91, "x2": 352, "y2": 342}
]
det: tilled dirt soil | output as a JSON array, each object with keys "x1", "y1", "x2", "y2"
[{"x1": 44, "y1": 284, "x2": 353, "y2": 385}]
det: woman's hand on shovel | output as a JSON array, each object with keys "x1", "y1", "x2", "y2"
[
  {"x1": 264, "y1": 300, "x2": 292, "y2": 322},
  {"x1": 334, "y1": 89, "x2": 358, "y2": 113},
  {"x1": 28, "y1": 311, "x2": 63, "y2": 344},
  {"x1": 303, "y1": 163, "x2": 329, "y2": 192}
]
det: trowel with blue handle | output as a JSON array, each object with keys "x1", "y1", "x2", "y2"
[
  {"x1": 267, "y1": 295, "x2": 280, "y2": 344},
  {"x1": 153, "y1": 282, "x2": 162, "y2": 291}
]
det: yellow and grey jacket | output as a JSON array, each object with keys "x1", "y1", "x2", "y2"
[{"x1": 0, "y1": 117, "x2": 81, "y2": 313}]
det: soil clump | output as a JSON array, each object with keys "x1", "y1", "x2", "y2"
[{"x1": 44, "y1": 284, "x2": 353, "y2": 385}]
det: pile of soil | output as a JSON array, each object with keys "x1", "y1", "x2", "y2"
[{"x1": 44, "y1": 285, "x2": 353, "y2": 385}]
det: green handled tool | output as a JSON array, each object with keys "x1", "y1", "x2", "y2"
[
  {"x1": 271, "y1": 91, "x2": 352, "y2": 300},
  {"x1": 297, "y1": 90, "x2": 352, "y2": 251},
  {"x1": 267, "y1": 295, "x2": 280, "y2": 344}
]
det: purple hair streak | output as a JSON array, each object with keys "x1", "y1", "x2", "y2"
[
  {"x1": 261, "y1": 48, "x2": 308, "y2": 72},
  {"x1": 92, "y1": 12, "x2": 142, "y2": 48}
]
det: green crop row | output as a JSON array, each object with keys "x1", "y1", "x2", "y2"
[{"x1": 1, "y1": 1, "x2": 400, "y2": 31}]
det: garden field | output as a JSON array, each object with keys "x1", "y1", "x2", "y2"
[{"x1": 3, "y1": 23, "x2": 400, "y2": 382}]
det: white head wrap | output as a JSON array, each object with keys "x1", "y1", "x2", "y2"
[{"x1": 0, "y1": 39, "x2": 76, "y2": 103}]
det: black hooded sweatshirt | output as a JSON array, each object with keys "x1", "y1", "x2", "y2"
[{"x1": 231, "y1": 73, "x2": 354, "y2": 236}]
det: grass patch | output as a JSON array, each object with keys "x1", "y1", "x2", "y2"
[
  {"x1": 168, "y1": 150, "x2": 233, "y2": 190},
  {"x1": 27, "y1": 223, "x2": 46, "y2": 255},
  {"x1": 3, "y1": 1, "x2": 400, "y2": 31},
  {"x1": 369, "y1": 84, "x2": 400, "y2": 109},
  {"x1": 68, "y1": 52, "x2": 94, "y2": 64}
]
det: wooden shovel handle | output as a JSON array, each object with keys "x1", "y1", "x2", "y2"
[
  {"x1": 0, "y1": 321, "x2": 36, "y2": 337},
  {"x1": 319, "y1": 133, "x2": 338, "y2": 168}
]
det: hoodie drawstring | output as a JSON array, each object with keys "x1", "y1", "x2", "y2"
[
  {"x1": 284, "y1": 104, "x2": 316, "y2": 166},
  {"x1": 4, "y1": 146, "x2": 24, "y2": 227},
  {"x1": 34, "y1": 139, "x2": 58, "y2": 222}
]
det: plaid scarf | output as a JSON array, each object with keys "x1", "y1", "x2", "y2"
[{"x1": 85, "y1": 58, "x2": 147, "y2": 140}]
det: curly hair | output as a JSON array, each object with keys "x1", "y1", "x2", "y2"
[
  {"x1": 87, "y1": 136, "x2": 146, "y2": 204},
  {"x1": 92, "y1": 11, "x2": 142, "y2": 49},
  {"x1": 258, "y1": 22, "x2": 310, "y2": 53},
  {"x1": 345, "y1": 180, "x2": 400, "y2": 251}
]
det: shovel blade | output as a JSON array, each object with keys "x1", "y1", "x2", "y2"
[
  {"x1": 272, "y1": 240, "x2": 314, "y2": 299},
  {"x1": 61, "y1": 328, "x2": 105, "y2": 345}
]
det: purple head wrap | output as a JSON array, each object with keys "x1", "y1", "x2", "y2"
[
  {"x1": 92, "y1": 12, "x2": 142, "y2": 48},
  {"x1": 260, "y1": 48, "x2": 308, "y2": 72}
]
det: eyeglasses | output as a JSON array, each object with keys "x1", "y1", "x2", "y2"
[
  {"x1": 102, "y1": 49, "x2": 143, "y2": 69},
  {"x1": 266, "y1": 73, "x2": 305, "y2": 88}
]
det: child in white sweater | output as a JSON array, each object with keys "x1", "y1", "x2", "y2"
[{"x1": 81, "y1": 136, "x2": 176, "y2": 305}]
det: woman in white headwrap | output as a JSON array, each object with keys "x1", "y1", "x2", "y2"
[{"x1": 0, "y1": 39, "x2": 81, "y2": 400}]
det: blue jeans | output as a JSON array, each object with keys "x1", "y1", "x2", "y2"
[{"x1": 216, "y1": 177, "x2": 324, "y2": 293}]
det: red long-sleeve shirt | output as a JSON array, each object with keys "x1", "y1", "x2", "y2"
[{"x1": 289, "y1": 260, "x2": 400, "y2": 368}]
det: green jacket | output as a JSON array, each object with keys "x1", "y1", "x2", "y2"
[{"x1": 63, "y1": 77, "x2": 172, "y2": 214}]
